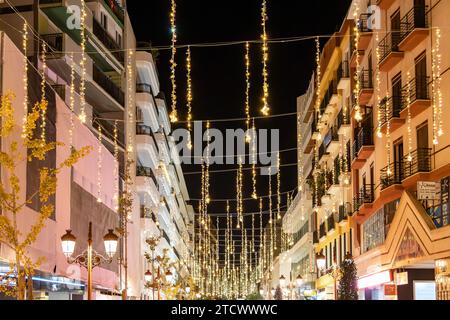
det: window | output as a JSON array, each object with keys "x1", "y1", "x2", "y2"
[
  {"x1": 116, "y1": 31, "x2": 122, "y2": 47},
  {"x1": 363, "y1": 208, "x2": 386, "y2": 253},
  {"x1": 101, "y1": 12, "x2": 108, "y2": 30}
]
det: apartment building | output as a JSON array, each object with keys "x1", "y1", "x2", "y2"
[
  {"x1": 0, "y1": 0, "x2": 194, "y2": 300},
  {"x1": 347, "y1": 0, "x2": 450, "y2": 300}
]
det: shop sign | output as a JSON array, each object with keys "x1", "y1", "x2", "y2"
[
  {"x1": 384, "y1": 284, "x2": 397, "y2": 296},
  {"x1": 395, "y1": 272, "x2": 409, "y2": 286},
  {"x1": 358, "y1": 270, "x2": 393, "y2": 289},
  {"x1": 417, "y1": 182, "x2": 440, "y2": 200}
]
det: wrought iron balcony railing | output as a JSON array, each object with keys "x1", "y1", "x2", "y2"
[
  {"x1": 359, "y1": 68, "x2": 374, "y2": 90},
  {"x1": 378, "y1": 31, "x2": 402, "y2": 63},
  {"x1": 339, "y1": 202, "x2": 353, "y2": 222},
  {"x1": 402, "y1": 148, "x2": 432, "y2": 180},
  {"x1": 379, "y1": 96, "x2": 402, "y2": 127},
  {"x1": 400, "y1": 5, "x2": 429, "y2": 41},
  {"x1": 136, "y1": 165, "x2": 158, "y2": 187},
  {"x1": 401, "y1": 75, "x2": 430, "y2": 110},
  {"x1": 337, "y1": 60, "x2": 350, "y2": 81},
  {"x1": 380, "y1": 162, "x2": 404, "y2": 190},
  {"x1": 354, "y1": 184, "x2": 375, "y2": 211},
  {"x1": 92, "y1": 18, "x2": 124, "y2": 64},
  {"x1": 352, "y1": 126, "x2": 374, "y2": 159},
  {"x1": 93, "y1": 64, "x2": 125, "y2": 105}
]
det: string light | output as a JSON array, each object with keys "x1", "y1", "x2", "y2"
[
  {"x1": 127, "y1": 49, "x2": 135, "y2": 155},
  {"x1": 260, "y1": 0, "x2": 270, "y2": 116},
  {"x1": 113, "y1": 120, "x2": 120, "y2": 210},
  {"x1": 433, "y1": 27, "x2": 443, "y2": 142},
  {"x1": 169, "y1": 0, "x2": 178, "y2": 123},
  {"x1": 375, "y1": 32, "x2": 383, "y2": 139},
  {"x1": 40, "y1": 40, "x2": 48, "y2": 144},
  {"x1": 79, "y1": 0, "x2": 87, "y2": 124},
  {"x1": 406, "y1": 72, "x2": 413, "y2": 163},
  {"x1": 276, "y1": 152, "x2": 281, "y2": 220},
  {"x1": 186, "y1": 46, "x2": 193, "y2": 149},
  {"x1": 69, "y1": 53, "x2": 76, "y2": 147},
  {"x1": 297, "y1": 109, "x2": 304, "y2": 192},
  {"x1": 21, "y1": 21, "x2": 29, "y2": 138},
  {"x1": 353, "y1": 3, "x2": 363, "y2": 122},
  {"x1": 236, "y1": 156, "x2": 244, "y2": 229},
  {"x1": 251, "y1": 118, "x2": 258, "y2": 199},
  {"x1": 97, "y1": 124, "x2": 103, "y2": 204},
  {"x1": 386, "y1": 92, "x2": 392, "y2": 177},
  {"x1": 259, "y1": 197, "x2": 263, "y2": 280},
  {"x1": 245, "y1": 42, "x2": 252, "y2": 142},
  {"x1": 205, "y1": 121, "x2": 211, "y2": 205},
  {"x1": 315, "y1": 37, "x2": 323, "y2": 129}
]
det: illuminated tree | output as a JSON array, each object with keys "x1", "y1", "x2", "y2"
[
  {"x1": 338, "y1": 253, "x2": 359, "y2": 300},
  {"x1": 0, "y1": 92, "x2": 91, "y2": 300}
]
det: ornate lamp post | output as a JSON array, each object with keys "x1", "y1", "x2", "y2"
[{"x1": 61, "y1": 222, "x2": 119, "y2": 300}]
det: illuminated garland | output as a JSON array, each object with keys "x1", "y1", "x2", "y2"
[
  {"x1": 205, "y1": 121, "x2": 211, "y2": 205},
  {"x1": 169, "y1": 0, "x2": 178, "y2": 123},
  {"x1": 297, "y1": 111, "x2": 304, "y2": 192},
  {"x1": 259, "y1": 197, "x2": 263, "y2": 280},
  {"x1": 375, "y1": 32, "x2": 383, "y2": 138},
  {"x1": 245, "y1": 42, "x2": 252, "y2": 142},
  {"x1": 127, "y1": 49, "x2": 135, "y2": 154},
  {"x1": 406, "y1": 72, "x2": 413, "y2": 162},
  {"x1": 251, "y1": 118, "x2": 258, "y2": 199},
  {"x1": 186, "y1": 46, "x2": 193, "y2": 149},
  {"x1": 97, "y1": 124, "x2": 103, "y2": 203},
  {"x1": 21, "y1": 22, "x2": 29, "y2": 138},
  {"x1": 260, "y1": 0, "x2": 270, "y2": 116},
  {"x1": 315, "y1": 37, "x2": 322, "y2": 129},
  {"x1": 386, "y1": 93, "x2": 392, "y2": 176},
  {"x1": 113, "y1": 120, "x2": 120, "y2": 210},
  {"x1": 79, "y1": 0, "x2": 87, "y2": 124},
  {"x1": 276, "y1": 152, "x2": 281, "y2": 221},
  {"x1": 432, "y1": 27, "x2": 443, "y2": 145},
  {"x1": 40, "y1": 41, "x2": 47, "y2": 144},
  {"x1": 353, "y1": 4, "x2": 363, "y2": 122},
  {"x1": 69, "y1": 53, "x2": 76, "y2": 146}
]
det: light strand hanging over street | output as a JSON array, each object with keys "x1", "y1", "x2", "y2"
[
  {"x1": 260, "y1": 0, "x2": 270, "y2": 116},
  {"x1": 169, "y1": 0, "x2": 179, "y2": 123}
]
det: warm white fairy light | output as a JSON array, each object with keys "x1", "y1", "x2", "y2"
[
  {"x1": 375, "y1": 32, "x2": 383, "y2": 139},
  {"x1": 21, "y1": 21, "x2": 29, "y2": 138},
  {"x1": 260, "y1": 0, "x2": 270, "y2": 116},
  {"x1": 113, "y1": 120, "x2": 120, "y2": 210},
  {"x1": 79, "y1": 0, "x2": 87, "y2": 124},
  {"x1": 169, "y1": 0, "x2": 178, "y2": 123},
  {"x1": 97, "y1": 124, "x2": 103, "y2": 204},
  {"x1": 205, "y1": 121, "x2": 211, "y2": 205},
  {"x1": 315, "y1": 37, "x2": 322, "y2": 127},
  {"x1": 186, "y1": 46, "x2": 193, "y2": 150},
  {"x1": 276, "y1": 152, "x2": 281, "y2": 221},
  {"x1": 251, "y1": 118, "x2": 258, "y2": 199},
  {"x1": 297, "y1": 111, "x2": 304, "y2": 192},
  {"x1": 40, "y1": 41, "x2": 48, "y2": 144},
  {"x1": 69, "y1": 53, "x2": 76, "y2": 147},
  {"x1": 435, "y1": 28, "x2": 443, "y2": 139},
  {"x1": 127, "y1": 49, "x2": 135, "y2": 155},
  {"x1": 353, "y1": 3, "x2": 363, "y2": 122},
  {"x1": 386, "y1": 93, "x2": 392, "y2": 176},
  {"x1": 236, "y1": 156, "x2": 244, "y2": 229},
  {"x1": 406, "y1": 72, "x2": 413, "y2": 162},
  {"x1": 245, "y1": 42, "x2": 252, "y2": 142}
]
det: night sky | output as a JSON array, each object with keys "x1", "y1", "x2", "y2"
[{"x1": 127, "y1": 0, "x2": 352, "y2": 219}]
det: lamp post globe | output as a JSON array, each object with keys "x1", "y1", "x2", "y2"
[
  {"x1": 144, "y1": 270, "x2": 153, "y2": 283},
  {"x1": 103, "y1": 229, "x2": 119, "y2": 258},
  {"x1": 61, "y1": 230, "x2": 76, "y2": 258},
  {"x1": 316, "y1": 252, "x2": 326, "y2": 271}
]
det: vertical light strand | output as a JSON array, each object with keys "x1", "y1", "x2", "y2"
[
  {"x1": 69, "y1": 53, "x2": 76, "y2": 147},
  {"x1": 186, "y1": 46, "x2": 193, "y2": 149},
  {"x1": 97, "y1": 124, "x2": 103, "y2": 203},
  {"x1": 259, "y1": 197, "x2": 263, "y2": 280},
  {"x1": 353, "y1": 3, "x2": 363, "y2": 122},
  {"x1": 315, "y1": 37, "x2": 323, "y2": 133},
  {"x1": 40, "y1": 41, "x2": 48, "y2": 144},
  {"x1": 436, "y1": 28, "x2": 443, "y2": 139},
  {"x1": 251, "y1": 118, "x2": 258, "y2": 199},
  {"x1": 169, "y1": 0, "x2": 178, "y2": 123},
  {"x1": 127, "y1": 49, "x2": 135, "y2": 155},
  {"x1": 205, "y1": 121, "x2": 211, "y2": 206},
  {"x1": 260, "y1": 0, "x2": 270, "y2": 116},
  {"x1": 375, "y1": 32, "x2": 383, "y2": 138},
  {"x1": 79, "y1": 0, "x2": 87, "y2": 124},
  {"x1": 113, "y1": 120, "x2": 120, "y2": 210},
  {"x1": 406, "y1": 72, "x2": 413, "y2": 162},
  {"x1": 386, "y1": 93, "x2": 392, "y2": 176},
  {"x1": 297, "y1": 110, "x2": 304, "y2": 192},
  {"x1": 245, "y1": 42, "x2": 252, "y2": 142},
  {"x1": 21, "y1": 21, "x2": 29, "y2": 138},
  {"x1": 268, "y1": 167, "x2": 274, "y2": 270},
  {"x1": 276, "y1": 152, "x2": 281, "y2": 220}
]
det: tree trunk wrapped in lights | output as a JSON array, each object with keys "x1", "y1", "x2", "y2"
[{"x1": 338, "y1": 253, "x2": 359, "y2": 301}]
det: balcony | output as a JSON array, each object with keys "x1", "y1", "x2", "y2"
[
  {"x1": 352, "y1": 127, "x2": 374, "y2": 170},
  {"x1": 136, "y1": 165, "x2": 159, "y2": 205},
  {"x1": 381, "y1": 162, "x2": 404, "y2": 190},
  {"x1": 400, "y1": 76, "x2": 431, "y2": 119},
  {"x1": 41, "y1": 33, "x2": 64, "y2": 59},
  {"x1": 337, "y1": 107, "x2": 351, "y2": 136},
  {"x1": 359, "y1": 69, "x2": 374, "y2": 105},
  {"x1": 379, "y1": 96, "x2": 405, "y2": 134},
  {"x1": 337, "y1": 60, "x2": 351, "y2": 90},
  {"x1": 353, "y1": 184, "x2": 375, "y2": 215},
  {"x1": 399, "y1": 5, "x2": 429, "y2": 52},
  {"x1": 92, "y1": 18, "x2": 124, "y2": 64},
  {"x1": 357, "y1": 13, "x2": 374, "y2": 51},
  {"x1": 338, "y1": 203, "x2": 352, "y2": 225},
  {"x1": 325, "y1": 127, "x2": 340, "y2": 155},
  {"x1": 402, "y1": 148, "x2": 432, "y2": 184},
  {"x1": 101, "y1": 0, "x2": 125, "y2": 24},
  {"x1": 93, "y1": 64, "x2": 125, "y2": 106},
  {"x1": 378, "y1": 32, "x2": 404, "y2": 72}
]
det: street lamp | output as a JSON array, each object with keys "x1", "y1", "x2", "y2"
[
  {"x1": 316, "y1": 251, "x2": 326, "y2": 271},
  {"x1": 144, "y1": 270, "x2": 153, "y2": 284},
  {"x1": 296, "y1": 275, "x2": 304, "y2": 287},
  {"x1": 61, "y1": 222, "x2": 119, "y2": 300},
  {"x1": 165, "y1": 269, "x2": 174, "y2": 284}
]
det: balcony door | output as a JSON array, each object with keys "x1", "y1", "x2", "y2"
[
  {"x1": 415, "y1": 52, "x2": 427, "y2": 99},
  {"x1": 417, "y1": 123, "x2": 429, "y2": 171},
  {"x1": 391, "y1": 10, "x2": 401, "y2": 49},
  {"x1": 392, "y1": 73, "x2": 403, "y2": 115},
  {"x1": 394, "y1": 140, "x2": 404, "y2": 182},
  {"x1": 414, "y1": 0, "x2": 426, "y2": 28}
]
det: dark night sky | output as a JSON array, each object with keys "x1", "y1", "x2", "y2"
[{"x1": 127, "y1": 0, "x2": 352, "y2": 218}]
